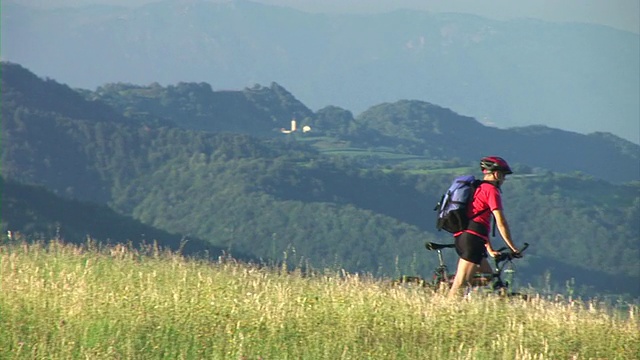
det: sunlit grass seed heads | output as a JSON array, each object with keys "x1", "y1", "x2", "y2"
[{"x1": 1, "y1": 240, "x2": 638, "y2": 359}]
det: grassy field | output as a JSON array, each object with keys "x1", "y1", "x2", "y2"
[{"x1": 1, "y1": 240, "x2": 638, "y2": 359}]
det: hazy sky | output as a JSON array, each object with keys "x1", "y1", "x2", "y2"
[{"x1": 15, "y1": 0, "x2": 640, "y2": 34}]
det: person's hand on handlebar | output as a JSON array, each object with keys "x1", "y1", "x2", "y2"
[
  {"x1": 485, "y1": 243, "x2": 501, "y2": 258},
  {"x1": 511, "y1": 250, "x2": 523, "y2": 259},
  {"x1": 489, "y1": 249, "x2": 501, "y2": 257}
]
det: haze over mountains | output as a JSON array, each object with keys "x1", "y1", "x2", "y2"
[{"x1": 2, "y1": 0, "x2": 638, "y2": 143}]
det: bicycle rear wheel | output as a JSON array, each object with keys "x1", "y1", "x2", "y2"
[
  {"x1": 506, "y1": 292, "x2": 530, "y2": 300},
  {"x1": 392, "y1": 276, "x2": 428, "y2": 287}
]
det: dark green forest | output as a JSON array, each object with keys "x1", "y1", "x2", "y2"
[{"x1": 1, "y1": 62, "x2": 639, "y2": 299}]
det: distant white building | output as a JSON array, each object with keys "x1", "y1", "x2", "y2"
[{"x1": 281, "y1": 119, "x2": 311, "y2": 134}]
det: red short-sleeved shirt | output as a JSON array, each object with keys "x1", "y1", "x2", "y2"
[{"x1": 454, "y1": 182, "x2": 502, "y2": 241}]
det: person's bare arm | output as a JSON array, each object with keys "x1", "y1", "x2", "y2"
[{"x1": 492, "y1": 209, "x2": 519, "y2": 253}]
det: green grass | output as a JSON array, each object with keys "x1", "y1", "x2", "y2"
[{"x1": 1, "y1": 240, "x2": 638, "y2": 359}]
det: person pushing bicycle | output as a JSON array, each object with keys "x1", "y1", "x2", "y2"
[{"x1": 448, "y1": 156, "x2": 524, "y2": 297}]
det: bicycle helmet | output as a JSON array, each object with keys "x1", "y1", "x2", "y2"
[{"x1": 480, "y1": 156, "x2": 513, "y2": 174}]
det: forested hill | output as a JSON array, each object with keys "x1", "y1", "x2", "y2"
[
  {"x1": 4, "y1": 62, "x2": 638, "y2": 185},
  {"x1": 2, "y1": 62, "x2": 630, "y2": 183},
  {"x1": 351, "y1": 101, "x2": 640, "y2": 183},
  {"x1": 0, "y1": 177, "x2": 251, "y2": 261},
  {"x1": 2, "y1": 62, "x2": 639, "y2": 299},
  {"x1": 85, "y1": 81, "x2": 315, "y2": 135}
]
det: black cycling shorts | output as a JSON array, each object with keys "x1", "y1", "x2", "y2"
[{"x1": 454, "y1": 232, "x2": 488, "y2": 265}]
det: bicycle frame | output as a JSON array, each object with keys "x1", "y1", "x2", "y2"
[
  {"x1": 424, "y1": 241, "x2": 529, "y2": 294},
  {"x1": 427, "y1": 242, "x2": 454, "y2": 284},
  {"x1": 393, "y1": 241, "x2": 529, "y2": 295}
]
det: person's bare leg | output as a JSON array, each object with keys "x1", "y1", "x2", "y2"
[{"x1": 448, "y1": 258, "x2": 477, "y2": 297}]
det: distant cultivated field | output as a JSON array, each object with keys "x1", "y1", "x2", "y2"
[
  {"x1": 299, "y1": 136, "x2": 473, "y2": 174},
  {"x1": 1, "y1": 240, "x2": 638, "y2": 359}
]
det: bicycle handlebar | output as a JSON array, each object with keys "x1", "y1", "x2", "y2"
[{"x1": 494, "y1": 242, "x2": 529, "y2": 263}]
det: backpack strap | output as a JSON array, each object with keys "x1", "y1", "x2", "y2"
[{"x1": 467, "y1": 180, "x2": 492, "y2": 221}]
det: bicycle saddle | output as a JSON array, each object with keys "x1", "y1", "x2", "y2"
[{"x1": 426, "y1": 242, "x2": 456, "y2": 251}]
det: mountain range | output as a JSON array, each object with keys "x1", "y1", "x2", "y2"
[
  {"x1": 11, "y1": 63, "x2": 634, "y2": 184},
  {"x1": 2, "y1": 0, "x2": 638, "y2": 143},
  {"x1": 2, "y1": 62, "x2": 639, "y2": 299}
]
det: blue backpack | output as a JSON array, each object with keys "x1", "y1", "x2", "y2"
[{"x1": 434, "y1": 175, "x2": 489, "y2": 233}]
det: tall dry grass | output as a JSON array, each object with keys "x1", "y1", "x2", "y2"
[{"x1": 1, "y1": 240, "x2": 638, "y2": 359}]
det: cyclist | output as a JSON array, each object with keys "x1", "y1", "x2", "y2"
[{"x1": 448, "y1": 156, "x2": 523, "y2": 297}]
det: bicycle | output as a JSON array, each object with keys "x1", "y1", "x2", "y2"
[{"x1": 393, "y1": 241, "x2": 530, "y2": 298}]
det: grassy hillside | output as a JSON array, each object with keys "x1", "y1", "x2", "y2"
[{"x1": 1, "y1": 240, "x2": 638, "y2": 359}]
